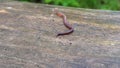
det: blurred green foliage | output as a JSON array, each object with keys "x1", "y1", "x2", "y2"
[{"x1": 19, "y1": 0, "x2": 120, "y2": 10}]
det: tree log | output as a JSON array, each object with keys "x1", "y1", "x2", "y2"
[{"x1": 0, "y1": 1, "x2": 120, "y2": 68}]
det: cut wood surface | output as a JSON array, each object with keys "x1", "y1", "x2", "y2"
[{"x1": 0, "y1": 1, "x2": 120, "y2": 68}]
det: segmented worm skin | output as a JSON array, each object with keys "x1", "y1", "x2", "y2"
[{"x1": 55, "y1": 12, "x2": 74, "y2": 36}]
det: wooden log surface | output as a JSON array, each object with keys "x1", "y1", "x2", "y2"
[{"x1": 0, "y1": 1, "x2": 120, "y2": 68}]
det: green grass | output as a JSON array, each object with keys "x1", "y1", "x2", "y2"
[{"x1": 19, "y1": 0, "x2": 120, "y2": 10}]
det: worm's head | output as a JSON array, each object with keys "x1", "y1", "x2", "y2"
[
  {"x1": 55, "y1": 12, "x2": 64, "y2": 17},
  {"x1": 53, "y1": 8, "x2": 64, "y2": 17}
]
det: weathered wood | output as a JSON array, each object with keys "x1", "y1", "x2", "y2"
[{"x1": 0, "y1": 1, "x2": 120, "y2": 68}]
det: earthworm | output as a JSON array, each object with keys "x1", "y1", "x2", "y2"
[{"x1": 54, "y1": 11, "x2": 74, "y2": 36}]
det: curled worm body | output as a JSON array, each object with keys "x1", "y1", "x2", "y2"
[{"x1": 55, "y1": 11, "x2": 74, "y2": 36}]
